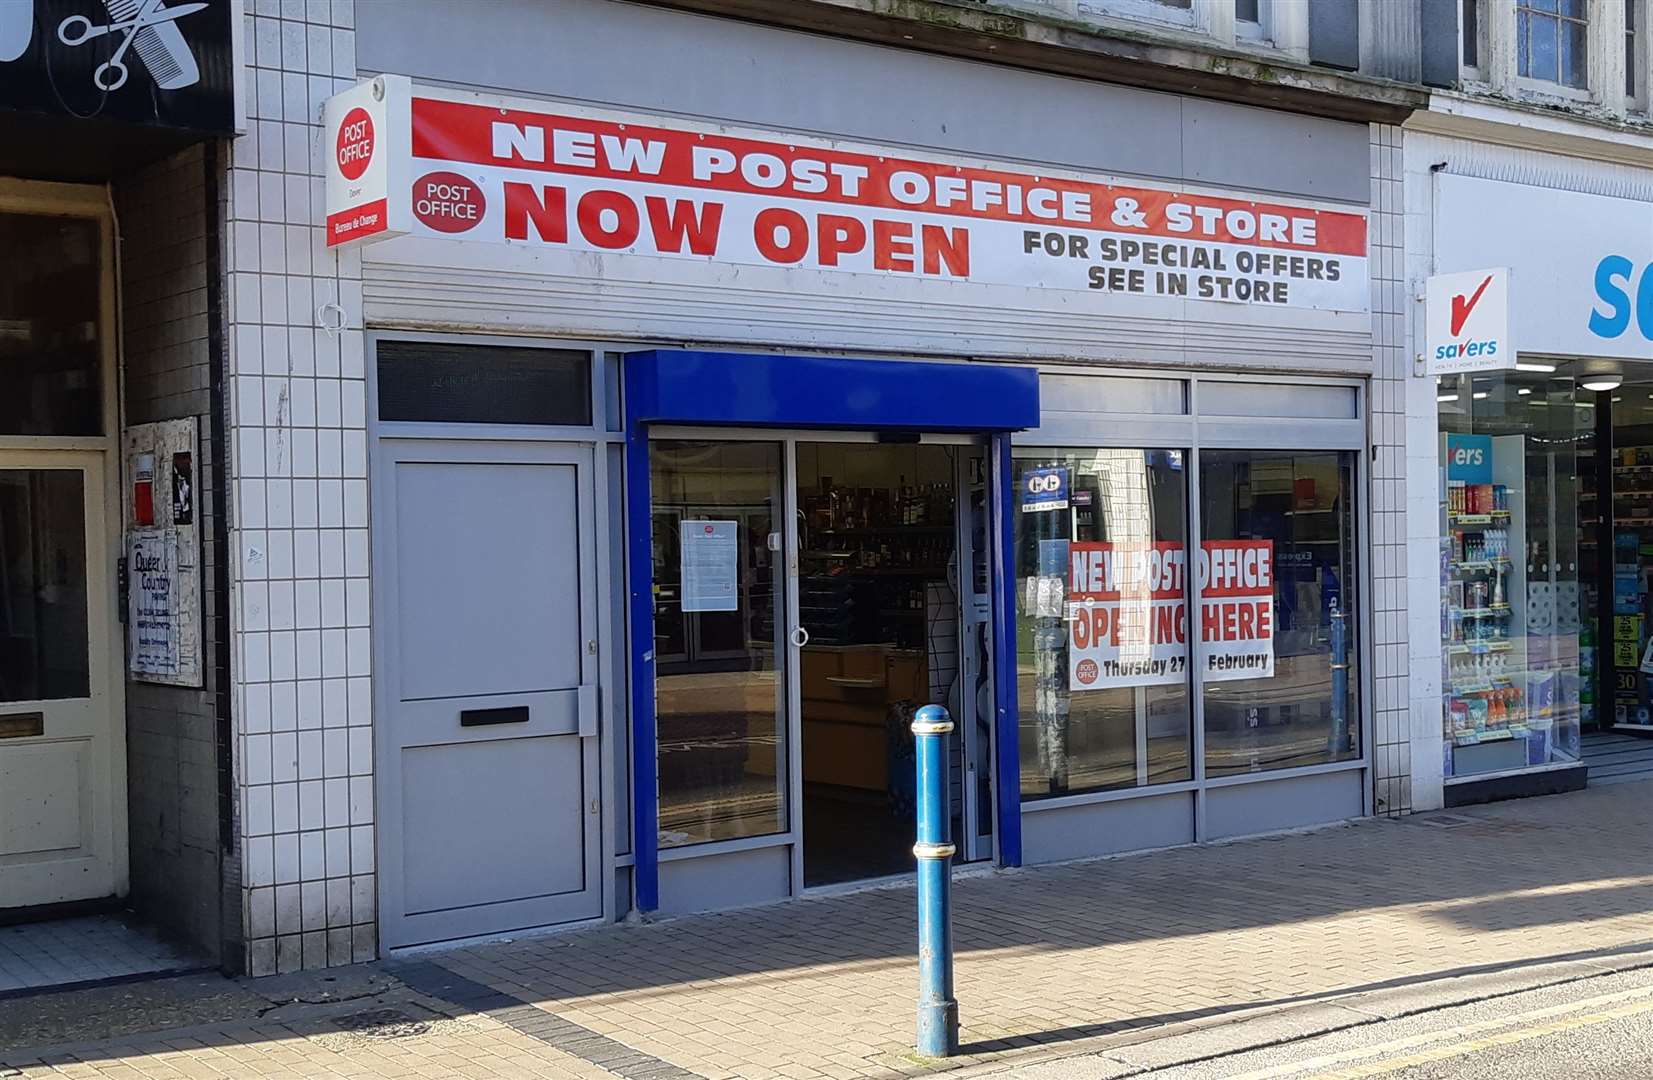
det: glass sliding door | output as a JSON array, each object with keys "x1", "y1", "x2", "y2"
[
  {"x1": 793, "y1": 441, "x2": 962, "y2": 885},
  {"x1": 648, "y1": 434, "x2": 992, "y2": 889},
  {"x1": 650, "y1": 441, "x2": 789, "y2": 847}
]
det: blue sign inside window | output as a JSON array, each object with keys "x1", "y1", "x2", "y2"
[
  {"x1": 1445, "y1": 434, "x2": 1493, "y2": 486},
  {"x1": 1022, "y1": 466, "x2": 1069, "y2": 512}
]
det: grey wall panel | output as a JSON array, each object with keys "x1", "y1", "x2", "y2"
[
  {"x1": 357, "y1": 0, "x2": 1181, "y2": 184},
  {"x1": 1021, "y1": 792, "x2": 1195, "y2": 865},
  {"x1": 1204, "y1": 770, "x2": 1365, "y2": 841},
  {"x1": 359, "y1": 244, "x2": 1376, "y2": 374},
  {"x1": 658, "y1": 846, "x2": 791, "y2": 915},
  {"x1": 355, "y1": 0, "x2": 1363, "y2": 203},
  {"x1": 1182, "y1": 98, "x2": 1370, "y2": 204}
]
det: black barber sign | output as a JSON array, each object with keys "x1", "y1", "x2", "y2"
[{"x1": 0, "y1": 0, "x2": 234, "y2": 133}]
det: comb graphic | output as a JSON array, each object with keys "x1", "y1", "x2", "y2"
[
  {"x1": 0, "y1": 0, "x2": 32, "y2": 63},
  {"x1": 103, "y1": 0, "x2": 200, "y2": 89}
]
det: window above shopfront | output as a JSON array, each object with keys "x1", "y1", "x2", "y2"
[{"x1": 1461, "y1": 0, "x2": 1649, "y2": 116}]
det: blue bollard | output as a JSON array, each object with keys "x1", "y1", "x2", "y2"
[{"x1": 912, "y1": 703, "x2": 958, "y2": 1058}]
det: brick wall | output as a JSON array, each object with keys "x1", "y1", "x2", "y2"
[{"x1": 113, "y1": 143, "x2": 238, "y2": 964}]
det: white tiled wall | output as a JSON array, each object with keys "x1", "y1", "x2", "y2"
[
  {"x1": 1369, "y1": 123, "x2": 1413, "y2": 817},
  {"x1": 227, "y1": 0, "x2": 372, "y2": 976}
]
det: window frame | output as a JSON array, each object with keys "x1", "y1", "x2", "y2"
[
  {"x1": 1629, "y1": 0, "x2": 1648, "y2": 110},
  {"x1": 1475, "y1": 0, "x2": 1649, "y2": 115},
  {"x1": 1051, "y1": 0, "x2": 1308, "y2": 60},
  {"x1": 1515, "y1": 0, "x2": 1591, "y2": 92},
  {"x1": 0, "y1": 181, "x2": 117, "y2": 454},
  {"x1": 1013, "y1": 368, "x2": 1372, "y2": 826}
]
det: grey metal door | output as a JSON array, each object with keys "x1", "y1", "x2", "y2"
[{"x1": 375, "y1": 439, "x2": 602, "y2": 948}]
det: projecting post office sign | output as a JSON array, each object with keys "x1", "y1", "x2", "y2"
[{"x1": 324, "y1": 78, "x2": 1370, "y2": 315}]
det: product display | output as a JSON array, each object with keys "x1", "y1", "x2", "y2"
[
  {"x1": 797, "y1": 474, "x2": 955, "y2": 649},
  {"x1": 1443, "y1": 485, "x2": 1525, "y2": 747},
  {"x1": 1440, "y1": 432, "x2": 1582, "y2": 775}
]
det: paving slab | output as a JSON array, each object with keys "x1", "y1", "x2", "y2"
[{"x1": 3, "y1": 781, "x2": 1652, "y2": 1078}]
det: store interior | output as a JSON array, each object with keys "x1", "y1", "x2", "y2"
[
  {"x1": 650, "y1": 439, "x2": 976, "y2": 890},
  {"x1": 794, "y1": 442, "x2": 963, "y2": 887},
  {"x1": 1438, "y1": 361, "x2": 1653, "y2": 785}
]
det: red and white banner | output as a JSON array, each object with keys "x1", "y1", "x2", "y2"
[
  {"x1": 1067, "y1": 539, "x2": 1275, "y2": 691},
  {"x1": 324, "y1": 80, "x2": 1369, "y2": 312},
  {"x1": 1067, "y1": 540, "x2": 1188, "y2": 690}
]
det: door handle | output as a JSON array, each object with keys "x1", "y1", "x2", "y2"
[{"x1": 790, "y1": 625, "x2": 810, "y2": 648}]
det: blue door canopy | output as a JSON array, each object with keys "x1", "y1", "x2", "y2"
[{"x1": 626, "y1": 349, "x2": 1039, "y2": 431}]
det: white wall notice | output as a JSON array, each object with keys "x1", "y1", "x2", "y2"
[
  {"x1": 124, "y1": 418, "x2": 202, "y2": 686},
  {"x1": 680, "y1": 520, "x2": 739, "y2": 612}
]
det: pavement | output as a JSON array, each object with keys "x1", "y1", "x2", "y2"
[{"x1": 0, "y1": 778, "x2": 1651, "y2": 1079}]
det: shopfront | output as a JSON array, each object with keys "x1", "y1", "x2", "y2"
[
  {"x1": 1415, "y1": 154, "x2": 1653, "y2": 802},
  {"x1": 1012, "y1": 374, "x2": 1368, "y2": 861},
  {"x1": 279, "y1": 0, "x2": 1398, "y2": 958},
  {"x1": 0, "y1": 0, "x2": 238, "y2": 973}
]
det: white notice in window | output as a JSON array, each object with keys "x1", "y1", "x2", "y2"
[{"x1": 680, "y1": 520, "x2": 739, "y2": 612}]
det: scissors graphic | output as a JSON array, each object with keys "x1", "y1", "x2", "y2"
[{"x1": 58, "y1": 0, "x2": 208, "y2": 91}]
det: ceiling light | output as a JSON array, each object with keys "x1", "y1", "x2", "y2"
[
  {"x1": 1515, "y1": 362, "x2": 1558, "y2": 373},
  {"x1": 1437, "y1": 393, "x2": 1460, "y2": 403},
  {"x1": 1613, "y1": 396, "x2": 1625, "y2": 402},
  {"x1": 1473, "y1": 392, "x2": 1489, "y2": 399},
  {"x1": 1582, "y1": 374, "x2": 1624, "y2": 392},
  {"x1": 1517, "y1": 388, "x2": 1532, "y2": 395}
]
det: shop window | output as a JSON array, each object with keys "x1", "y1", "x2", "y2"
[
  {"x1": 0, "y1": 213, "x2": 102, "y2": 436},
  {"x1": 651, "y1": 440, "x2": 788, "y2": 847},
  {"x1": 1199, "y1": 450, "x2": 1359, "y2": 777},
  {"x1": 1039, "y1": 374, "x2": 1187, "y2": 417},
  {"x1": 1201, "y1": 382, "x2": 1358, "y2": 419},
  {"x1": 1518, "y1": 0, "x2": 1588, "y2": 89},
  {"x1": 1015, "y1": 448, "x2": 1192, "y2": 799},
  {"x1": 1463, "y1": 0, "x2": 1481, "y2": 68},
  {"x1": 376, "y1": 340, "x2": 591, "y2": 426},
  {"x1": 1439, "y1": 372, "x2": 1588, "y2": 778}
]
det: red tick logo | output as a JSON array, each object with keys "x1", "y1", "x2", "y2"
[{"x1": 1450, "y1": 275, "x2": 1493, "y2": 336}]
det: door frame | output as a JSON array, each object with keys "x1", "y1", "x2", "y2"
[
  {"x1": 0, "y1": 179, "x2": 126, "y2": 908},
  {"x1": 367, "y1": 331, "x2": 627, "y2": 951},
  {"x1": 369, "y1": 436, "x2": 606, "y2": 948},
  {"x1": 644, "y1": 429, "x2": 991, "y2": 898}
]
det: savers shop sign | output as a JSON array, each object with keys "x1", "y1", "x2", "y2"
[
  {"x1": 1068, "y1": 540, "x2": 1276, "y2": 691},
  {"x1": 324, "y1": 78, "x2": 1368, "y2": 313}
]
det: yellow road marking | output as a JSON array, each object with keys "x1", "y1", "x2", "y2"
[
  {"x1": 1302, "y1": 994, "x2": 1653, "y2": 1079},
  {"x1": 1221, "y1": 984, "x2": 1653, "y2": 1080}
]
